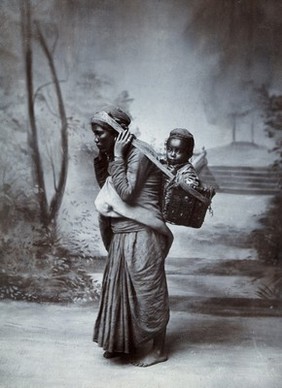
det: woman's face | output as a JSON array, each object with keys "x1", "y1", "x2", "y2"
[
  {"x1": 166, "y1": 138, "x2": 189, "y2": 165},
  {"x1": 92, "y1": 125, "x2": 116, "y2": 154}
]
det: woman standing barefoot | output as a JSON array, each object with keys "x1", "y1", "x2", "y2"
[{"x1": 91, "y1": 107, "x2": 173, "y2": 367}]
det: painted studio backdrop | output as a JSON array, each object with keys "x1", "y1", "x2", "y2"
[{"x1": 1, "y1": 0, "x2": 282, "y2": 387}]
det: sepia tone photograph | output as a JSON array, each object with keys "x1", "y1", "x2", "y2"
[{"x1": 1, "y1": 1, "x2": 282, "y2": 387}]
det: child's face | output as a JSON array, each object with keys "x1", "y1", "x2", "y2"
[{"x1": 166, "y1": 138, "x2": 190, "y2": 165}]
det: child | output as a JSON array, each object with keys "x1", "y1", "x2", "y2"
[
  {"x1": 161, "y1": 128, "x2": 215, "y2": 227},
  {"x1": 163, "y1": 128, "x2": 200, "y2": 188}
]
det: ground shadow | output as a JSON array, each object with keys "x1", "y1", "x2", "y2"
[
  {"x1": 169, "y1": 295, "x2": 282, "y2": 317},
  {"x1": 167, "y1": 317, "x2": 242, "y2": 355}
]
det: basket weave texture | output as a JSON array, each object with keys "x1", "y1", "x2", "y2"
[{"x1": 162, "y1": 184, "x2": 215, "y2": 228}]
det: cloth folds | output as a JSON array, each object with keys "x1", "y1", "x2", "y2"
[
  {"x1": 93, "y1": 225, "x2": 169, "y2": 353},
  {"x1": 95, "y1": 176, "x2": 173, "y2": 255},
  {"x1": 93, "y1": 139, "x2": 172, "y2": 354}
]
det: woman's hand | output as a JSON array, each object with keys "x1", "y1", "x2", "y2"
[{"x1": 114, "y1": 130, "x2": 133, "y2": 158}]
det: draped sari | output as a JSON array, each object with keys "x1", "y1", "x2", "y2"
[{"x1": 93, "y1": 145, "x2": 173, "y2": 353}]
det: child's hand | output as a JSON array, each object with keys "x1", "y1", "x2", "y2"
[{"x1": 114, "y1": 130, "x2": 133, "y2": 158}]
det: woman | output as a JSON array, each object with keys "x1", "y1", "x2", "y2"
[{"x1": 91, "y1": 107, "x2": 173, "y2": 367}]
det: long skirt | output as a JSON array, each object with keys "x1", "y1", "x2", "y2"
[{"x1": 93, "y1": 219, "x2": 169, "y2": 354}]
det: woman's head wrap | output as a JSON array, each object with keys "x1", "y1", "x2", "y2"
[
  {"x1": 91, "y1": 107, "x2": 131, "y2": 132},
  {"x1": 168, "y1": 128, "x2": 195, "y2": 157}
]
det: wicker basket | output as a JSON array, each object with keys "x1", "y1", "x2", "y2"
[{"x1": 162, "y1": 182, "x2": 216, "y2": 228}]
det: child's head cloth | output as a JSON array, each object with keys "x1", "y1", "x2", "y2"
[{"x1": 169, "y1": 128, "x2": 194, "y2": 142}]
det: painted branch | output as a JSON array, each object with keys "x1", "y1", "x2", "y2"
[
  {"x1": 35, "y1": 22, "x2": 68, "y2": 225},
  {"x1": 21, "y1": 0, "x2": 49, "y2": 227}
]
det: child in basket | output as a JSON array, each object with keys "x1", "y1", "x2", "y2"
[
  {"x1": 161, "y1": 128, "x2": 215, "y2": 227},
  {"x1": 162, "y1": 128, "x2": 200, "y2": 189}
]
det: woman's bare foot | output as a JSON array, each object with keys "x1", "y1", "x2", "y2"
[
  {"x1": 131, "y1": 328, "x2": 168, "y2": 367},
  {"x1": 103, "y1": 351, "x2": 120, "y2": 359},
  {"x1": 131, "y1": 351, "x2": 168, "y2": 367}
]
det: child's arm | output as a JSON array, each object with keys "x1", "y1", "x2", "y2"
[{"x1": 175, "y1": 163, "x2": 200, "y2": 188}]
